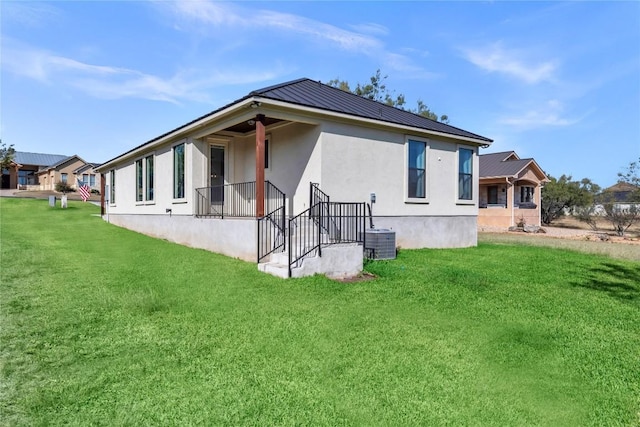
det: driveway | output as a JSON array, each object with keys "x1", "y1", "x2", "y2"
[{"x1": 0, "y1": 189, "x2": 102, "y2": 205}]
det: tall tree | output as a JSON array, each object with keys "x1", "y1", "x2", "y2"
[
  {"x1": 540, "y1": 175, "x2": 600, "y2": 225},
  {"x1": 0, "y1": 139, "x2": 16, "y2": 170},
  {"x1": 327, "y1": 70, "x2": 449, "y2": 123}
]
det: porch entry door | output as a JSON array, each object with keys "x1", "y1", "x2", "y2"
[{"x1": 210, "y1": 145, "x2": 225, "y2": 205}]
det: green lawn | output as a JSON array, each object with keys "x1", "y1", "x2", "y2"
[{"x1": 1, "y1": 198, "x2": 639, "y2": 426}]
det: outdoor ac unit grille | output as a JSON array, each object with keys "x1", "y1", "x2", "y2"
[{"x1": 364, "y1": 229, "x2": 396, "y2": 260}]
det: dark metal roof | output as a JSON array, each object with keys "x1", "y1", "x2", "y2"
[
  {"x1": 480, "y1": 151, "x2": 533, "y2": 178},
  {"x1": 98, "y1": 77, "x2": 492, "y2": 169},
  {"x1": 14, "y1": 151, "x2": 68, "y2": 167},
  {"x1": 250, "y1": 78, "x2": 493, "y2": 142}
]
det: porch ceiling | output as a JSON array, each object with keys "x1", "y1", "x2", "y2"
[{"x1": 224, "y1": 117, "x2": 284, "y2": 134}]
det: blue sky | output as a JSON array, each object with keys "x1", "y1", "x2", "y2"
[{"x1": 2, "y1": 1, "x2": 638, "y2": 188}]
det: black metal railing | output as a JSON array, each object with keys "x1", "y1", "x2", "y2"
[
  {"x1": 325, "y1": 202, "x2": 367, "y2": 243},
  {"x1": 310, "y1": 182, "x2": 329, "y2": 212},
  {"x1": 195, "y1": 181, "x2": 285, "y2": 219},
  {"x1": 195, "y1": 181, "x2": 256, "y2": 218},
  {"x1": 257, "y1": 182, "x2": 286, "y2": 262},
  {"x1": 310, "y1": 182, "x2": 333, "y2": 234},
  {"x1": 288, "y1": 201, "x2": 366, "y2": 277}
]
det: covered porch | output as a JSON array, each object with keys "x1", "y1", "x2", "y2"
[{"x1": 478, "y1": 178, "x2": 542, "y2": 228}]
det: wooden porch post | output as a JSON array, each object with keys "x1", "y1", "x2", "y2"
[{"x1": 255, "y1": 114, "x2": 266, "y2": 218}]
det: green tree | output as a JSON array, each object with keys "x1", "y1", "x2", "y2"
[
  {"x1": 328, "y1": 69, "x2": 448, "y2": 122},
  {"x1": 0, "y1": 139, "x2": 16, "y2": 170},
  {"x1": 541, "y1": 175, "x2": 600, "y2": 225}
]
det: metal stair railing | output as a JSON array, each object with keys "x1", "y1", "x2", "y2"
[{"x1": 257, "y1": 181, "x2": 286, "y2": 262}]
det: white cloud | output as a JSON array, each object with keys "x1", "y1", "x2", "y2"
[
  {"x1": 160, "y1": 1, "x2": 423, "y2": 73},
  {"x1": 0, "y1": 39, "x2": 280, "y2": 103},
  {"x1": 462, "y1": 42, "x2": 557, "y2": 84},
  {"x1": 499, "y1": 99, "x2": 588, "y2": 129},
  {"x1": 2, "y1": 2, "x2": 61, "y2": 27},
  {"x1": 349, "y1": 22, "x2": 390, "y2": 36}
]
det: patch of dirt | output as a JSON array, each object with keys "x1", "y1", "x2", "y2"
[
  {"x1": 334, "y1": 272, "x2": 377, "y2": 283},
  {"x1": 480, "y1": 221, "x2": 640, "y2": 246}
]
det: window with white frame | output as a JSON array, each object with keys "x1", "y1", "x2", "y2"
[
  {"x1": 89, "y1": 174, "x2": 96, "y2": 187},
  {"x1": 61, "y1": 173, "x2": 68, "y2": 183},
  {"x1": 458, "y1": 147, "x2": 473, "y2": 200},
  {"x1": 173, "y1": 143, "x2": 185, "y2": 199},
  {"x1": 407, "y1": 139, "x2": 427, "y2": 199}
]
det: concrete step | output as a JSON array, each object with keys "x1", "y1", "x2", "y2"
[{"x1": 257, "y1": 260, "x2": 289, "y2": 279}]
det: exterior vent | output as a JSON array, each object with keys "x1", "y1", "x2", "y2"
[{"x1": 364, "y1": 229, "x2": 396, "y2": 260}]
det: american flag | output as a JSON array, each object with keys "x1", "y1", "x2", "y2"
[{"x1": 77, "y1": 179, "x2": 91, "y2": 202}]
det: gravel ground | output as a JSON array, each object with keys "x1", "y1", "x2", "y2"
[{"x1": 479, "y1": 225, "x2": 599, "y2": 239}]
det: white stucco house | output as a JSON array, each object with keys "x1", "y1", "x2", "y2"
[{"x1": 95, "y1": 78, "x2": 492, "y2": 278}]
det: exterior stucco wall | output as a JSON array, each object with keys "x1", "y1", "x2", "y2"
[
  {"x1": 318, "y1": 121, "x2": 479, "y2": 218},
  {"x1": 99, "y1": 111, "x2": 484, "y2": 252},
  {"x1": 105, "y1": 138, "x2": 197, "y2": 216},
  {"x1": 373, "y1": 215, "x2": 478, "y2": 248},
  {"x1": 106, "y1": 214, "x2": 257, "y2": 261},
  {"x1": 231, "y1": 123, "x2": 321, "y2": 216}
]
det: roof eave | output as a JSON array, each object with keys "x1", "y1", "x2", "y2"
[{"x1": 96, "y1": 97, "x2": 257, "y2": 172}]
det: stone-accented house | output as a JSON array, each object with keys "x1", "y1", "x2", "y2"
[
  {"x1": 96, "y1": 78, "x2": 493, "y2": 278},
  {"x1": 478, "y1": 151, "x2": 548, "y2": 228}
]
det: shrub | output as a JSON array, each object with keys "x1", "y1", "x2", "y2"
[{"x1": 55, "y1": 181, "x2": 74, "y2": 193}]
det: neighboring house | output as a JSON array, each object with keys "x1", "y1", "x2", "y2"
[
  {"x1": 478, "y1": 151, "x2": 548, "y2": 228},
  {"x1": 73, "y1": 163, "x2": 102, "y2": 192},
  {"x1": 37, "y1": 154, "x2": 87, "y2": 191},
  {"x1": 96, "y1": 78, "x2": 492, "y2": 278},
  {"x1": 601, "y1": 182, "x2": 639, "y2": 203},
  {"x1": 2, "y1": 152, "x2": 68, "y2": 190},
  {"x1": 1, "y1": 151, "x2": 102, "y2": 191}
]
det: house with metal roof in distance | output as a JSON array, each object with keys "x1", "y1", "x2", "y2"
[
  {"x1": 2, "y1": 151, "x2": 102, "y2": 192},
  {"x1": 2, "y1": 152, "x2": 68, "y2": 190},
  {"x1": 95, "y1": 78, "x2": 493, "y2": 278},
  {"x1": 478, "y1": 151, "x2": 549, "y2": 228}
]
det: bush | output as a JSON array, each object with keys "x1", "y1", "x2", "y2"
[{"x1": 55, "y1": 181, "x2": 74, "y2": 193}]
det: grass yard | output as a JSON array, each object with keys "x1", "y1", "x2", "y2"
[{"x1": 1, "y1": 198, "x2": 639, "y2": 426}]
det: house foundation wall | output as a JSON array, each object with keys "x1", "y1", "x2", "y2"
[
  {"x1": 373, "y1": 215, "x2": 477, "y2": 248},
  {"x1": 105, "y1": 214, "x2": 257, "y2": 261},
  {"x1": 478, "y1": 208, "x2": 513, "y2": 228}
]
